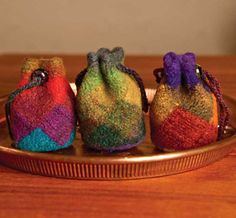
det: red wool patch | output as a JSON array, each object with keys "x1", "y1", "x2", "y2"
[{"x1": 152, "y1": 107, "x2": 218, "y2": 150}]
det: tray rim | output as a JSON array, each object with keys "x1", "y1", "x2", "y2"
[{"x1": 0, "y1": 132, "x2": 235, "y2": 163}]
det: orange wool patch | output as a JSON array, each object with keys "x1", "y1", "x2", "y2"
[
  {"x1": 46, "y1": 77, "x2": 72, "y2": 103},
  {"x1": 210, "y1": 95, "x2": 219, "y2": 127}
]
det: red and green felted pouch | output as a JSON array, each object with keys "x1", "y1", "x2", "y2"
[
  {"x1": 150, "y1": 52, "x2": 230, "y2": 151},
  {"x1": 75, "y1": 47, "x2": 148, "y2": 152},
  {"x1": 5, "y1": 57, "x2": 76, "y2": 152}
]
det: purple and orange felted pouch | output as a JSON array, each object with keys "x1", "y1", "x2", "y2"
[
  {"x1": 5, "y1": 57, "x2": 76, "y2": 152},
  {"x1": 150, "y1": 52, "x2": 230, "y2": 151}
]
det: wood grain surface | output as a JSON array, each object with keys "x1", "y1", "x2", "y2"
[{"x1": 0, "y1": 55, "x2": 236, "y2": 218}]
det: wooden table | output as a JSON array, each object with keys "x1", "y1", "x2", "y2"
[{"x1": 0, "y1": 55, "x2": 235, "y2": 218}]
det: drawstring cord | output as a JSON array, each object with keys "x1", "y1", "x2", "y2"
[
  {"x1": 75, "y1": 68, "x2": 87, "y2": 88},
  {"x1": 5, "y1": 69, "x2": 49, "y2": 140},
  {"x1": 75, "y1": 65, "x2": 149, "y2": 113},
  {"x1": 199, "y1": 67, "x2": 230, "y2": 140}
]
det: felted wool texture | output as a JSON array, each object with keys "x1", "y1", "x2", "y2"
[
  {"x1": 76, "y1": 47, "x2": 146, "y2": 152},
  {"x1": 150, "y1": 52, "x2": 218, "y2": 151},
  {"x1": 10, "y1": 57, "x2": 76, "y2": 152}
]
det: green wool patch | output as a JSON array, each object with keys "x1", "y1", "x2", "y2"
[
  {"x1": 81, "y1": 66, "x2": 103, "y2": 95},
  {"x1": 85, "y1": 124, "x2": 123, "y2": 148}
]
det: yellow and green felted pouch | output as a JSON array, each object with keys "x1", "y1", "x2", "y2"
[{"x1": 75, "y1": 47, "x2": 148, "y2": 152}]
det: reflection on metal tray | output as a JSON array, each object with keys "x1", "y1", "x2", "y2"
[{"x1": 0, "y1": 88, "x2": 235, "y2": 180}]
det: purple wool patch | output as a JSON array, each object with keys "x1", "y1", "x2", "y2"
[
  {"x1": 39, "y1": 105, "x2": 75, "y2": 145},
  {"x1": 163, "y1": 52, "x2": 200, "y2": 89},
  {"x1": 163, "y1": 52, "x2": 181, "y2": 89},
  {"x1": 11, "y1": 110, "x2": 34, "y2": 142},
  {"x1": 11, "y1": 105, "x2": 75, "y2": 145},
  {"x1": 180, "y1": 53, "x2": 200, "y2": 89}
]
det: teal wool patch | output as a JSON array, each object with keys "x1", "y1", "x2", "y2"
[{"x1": 17, "y1": 128, "x2": 75, "y2": 152}]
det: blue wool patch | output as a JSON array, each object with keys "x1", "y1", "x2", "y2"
[{"x1": 17, "y1": 128, "x2": 75, "y2": 152}]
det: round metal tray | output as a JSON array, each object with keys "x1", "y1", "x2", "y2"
[{"x1": 0, "y1": 88, "x2": 235, "y2": 180}]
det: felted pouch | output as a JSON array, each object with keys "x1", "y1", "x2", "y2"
[
  {"x1": 150, "y1": 52, "x2": 230, "y2": 151},
  {"x1": 75, "y1": 47, "x2": 148, "y2": 152},
  {"x1": 5, "y1": 57, "x2": 76, "y2": 152}
]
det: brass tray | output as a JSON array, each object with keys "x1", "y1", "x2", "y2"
[{"x1": 0, "y1": 88, "x2": 235, "y2": 180}]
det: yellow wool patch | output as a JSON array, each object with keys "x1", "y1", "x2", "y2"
[
  {"x1": 150, "y1": 83, "x2": 179, "y2": 125},
  {"x1": 77, "y1": 85, "x2": 114, "y2": 123},
  {"x1": 122, "y1": 73, "x2": 142, "y2": 107},
  {"x1": 21, "y1": 57, "x2": 66, "y2": 77},
  {"x1": 21, "y1": 58, "x2": 40, "y2": 75}
]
